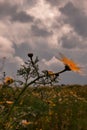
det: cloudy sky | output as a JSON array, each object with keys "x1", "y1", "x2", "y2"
[{"x1": 0, "y1": 0, "x2": 87, "y2": 84}]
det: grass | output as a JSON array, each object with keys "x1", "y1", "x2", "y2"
[{"x1": 0, "y1": 85, "x2": 87, "y2": 130}]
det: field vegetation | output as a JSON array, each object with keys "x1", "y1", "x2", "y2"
[{"x1": 0, "y1": 85, "x2": 87, "y2": 130}]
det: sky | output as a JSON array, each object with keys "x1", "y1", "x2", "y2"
[{"x1": 0, "y1": 0, "x2": 87, "y2": 85}]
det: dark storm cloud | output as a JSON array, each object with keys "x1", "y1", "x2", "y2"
[
  {"x1": 60, "y1": 2, "x2": 87, "y2": 37},
  {"x1": 0, "y1": 2, "x2": 17, "y2": 19},
  {"x1": 11, "y1": 11, "x2": 34, "y2": 23},
  {"x1": 31, "y1": 25, "x2": 53, "y2": 37}
]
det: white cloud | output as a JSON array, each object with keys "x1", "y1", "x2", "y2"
[
  {"x1": 40, "y1": 56, "x2": 63, "y2": 71},
  {"x1": 26, "y1": 0, "x2": 59, "y2": 27},
  {"x1": 42, "y1": 56, "x2": 61, "y2": 66},
  {"x1": 0, "y1": 36, "x2": 15, "y2": 57},
  {"x1": 0, "y1": 36, "x2": 24, "y2": 69},
  {"x1": 0, "y1": 22, "x2": 10, "y2": 36},
  {"x1": 1, "y1": 21, "x2": 32, "y2": 46},
  {"x1": 9, "y1": 56, "x2": 24, "y2": 66}
]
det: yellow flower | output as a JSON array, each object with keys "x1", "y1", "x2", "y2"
[
  {"x1": 47, "y1": 71, "x2": 56, "y2": 80},
  {"x1": 58, "y1": 53, "x2": 81, "y2": 73},
  {"x1": 4, "y1": 77, "x2": 14, "y2": 85},
  {"x1": 42, "y1": 70, "x2": 56, "y2": 80}
]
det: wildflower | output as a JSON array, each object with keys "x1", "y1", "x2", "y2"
[
  {"x1": 49, "y1": 110, "x2": 54, "y2": 115},
  {"x1": 42, "y1": 70, "x2": 56, "y2": 80},
  {"x1": 4, "y1": 77, "x2": 14, "y2": 85},
  {"x1": 6, "y1": 101, "x2": 13, "y2": 104},
  {"x1": 21, "y1": 120, "x2": 33, "y2": 126},
  {"x1": 46, "y1": 100, "x2": 56, "y2": 106},
  {"x1": 57, "y1": 53, "x2": 81, "y2": 73},
  {"x1": 58, "y1": 98, "x2": 62, "y2": 102},
  {"x1": 47, "y1": 70, "x2": 56, "y2": 80},
  {"x1": 0, "y1": 101, "x2": 3, "y2": 104}
]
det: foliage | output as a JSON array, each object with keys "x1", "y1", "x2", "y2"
[
  {"x1": 17, "y1": 53, "x2": 59, "y2": 86},
  {"x1": 0, "y1": 85, "x2": 87, "y2": 130}
]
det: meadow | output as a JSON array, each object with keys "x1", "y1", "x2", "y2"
[{"x1": 0, "y1": 85, "x2": 87, "y2": 130}]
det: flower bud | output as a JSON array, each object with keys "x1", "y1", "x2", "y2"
[{"x1": 28, "y1": 53, "x2": 33, "y2": 59}]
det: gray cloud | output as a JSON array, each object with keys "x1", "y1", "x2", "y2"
[
  {"x1": 0, "y1": 0, "x2": 37, "y2": 7},
  {"x1": 45, "y1": 0, "x2": 60, "y2": 6},
  {"x1": 0, "y1": 2, "x2": 17, "y2": 19},
  {"x1": 31, "y1": 25, "x2": 53, "y2": 37},
  {"x1": 32, "y1": 41, "x2": 54, "y2": 60},
  {"x1": 0, "y1": 1, "x2": 36, "y2": 22},
  {"x1": 45, "y1": 0, "x2": 68, "y2": 7},
  {"x1": 14, "y1": 39, "x2": 59, "y2": 61},
  {"x1": 60, "y1": 36, "x2": 78, "y2": 49},
  {"x1": 60, "y1": 34, "x2": 85, "y2": 49},
  {"x1": 26, "y1": 0, "x2": 37, "y2": 6},
  {"x1": 11, "y1": 11, "x2": 34, "y2": 23},
  {"x1": 14, "y1": 42, "x2": 32, "y2": 59},
  {"x1": 60, "y1": 2, "x2": 87, "y2": 37},
  {"x1": 59, "y1": 72, "x2": 87, "y2": 85}
]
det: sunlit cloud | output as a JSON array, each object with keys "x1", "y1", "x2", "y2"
[
  {"x1": 0, "y1": 36, "x2": 15, "y2": 57},
  {"x1": 26, "y1": 0, "x2": 59, "y2": 26}
]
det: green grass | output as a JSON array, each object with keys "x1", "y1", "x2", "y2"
[{"x1": 0, "y1": 85, "x2": 87, "y2": 130}]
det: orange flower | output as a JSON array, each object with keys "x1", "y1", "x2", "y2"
[
  {"x1": 57, "y1": 53, "x2": 81, "y2": 73},
  {"x1": 4, "y1": 77, "x2": 14, "y2": 85}
]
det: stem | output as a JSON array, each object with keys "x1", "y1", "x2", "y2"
[
  {"x1": 30, "y1": 57, "x2": 40, "y2": 77},
  {"x1": 55, "y1": 65, "x2": 71, "y2": 76},
  {"x1": 55, "y1": 68, "x2": 66, "y2": 75}
]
